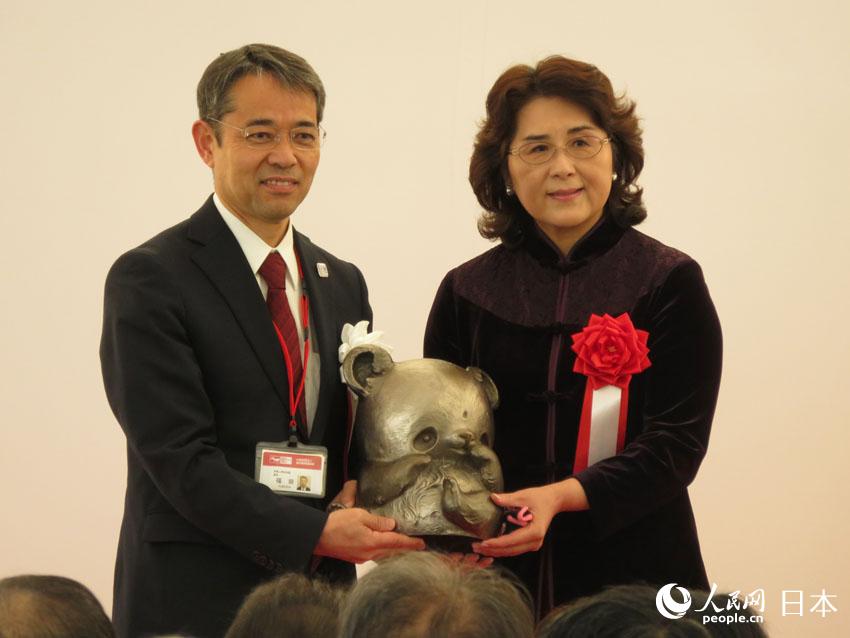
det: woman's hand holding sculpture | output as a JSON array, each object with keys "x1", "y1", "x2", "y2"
[{"x1": 471, "y1": 478, "x2": 589, "y2": 558}]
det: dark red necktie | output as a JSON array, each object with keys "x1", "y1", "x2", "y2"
[{"x1": 259, "y1": 252, "x2": 308, "y2": 437}]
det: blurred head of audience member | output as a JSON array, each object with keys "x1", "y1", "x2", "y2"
[
  {"x1": 224, "y1": 572, "x2": 343, "y2": 638},
  {"x1": 0, "y1": 575, "x2": 114, "y2": 638},
  {"x1": 536, "y1": 584, "x2": 767, "y2": 638},
  {"x1": 339, "y1": 552, "x2": 534, "y2": 638}
]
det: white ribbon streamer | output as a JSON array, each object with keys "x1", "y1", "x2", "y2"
[{"x1": 587, "y1": 384, "x2": 623, "y2": 466}]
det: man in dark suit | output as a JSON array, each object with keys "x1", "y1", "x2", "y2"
[{"x1": 100, "y1": 44, "x2": 423, "y2": 638}]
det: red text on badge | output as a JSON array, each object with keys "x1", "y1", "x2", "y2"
[{"x1": 263, "y1": 451, "x2": 324, "y2": 470}]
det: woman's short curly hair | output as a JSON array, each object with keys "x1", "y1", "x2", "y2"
[{"x1": 470, "y1": 56, "x2": 646, "y2": 244}]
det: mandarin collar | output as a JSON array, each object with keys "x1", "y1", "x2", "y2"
[{"x1": 517, "y1": 213, "x2": 626, "y2": 272}]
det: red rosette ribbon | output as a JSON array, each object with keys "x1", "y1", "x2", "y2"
[{"x1": 570, "y1": 313, "x2": 651, "y2": 472}]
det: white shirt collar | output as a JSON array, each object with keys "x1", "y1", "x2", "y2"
[{"x1": 213, "y1": 193, "x2": 300, "y2": 288}]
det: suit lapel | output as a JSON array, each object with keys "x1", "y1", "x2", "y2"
[
  {"x1": 295, "y1": 230, "x2": 339, "y2": 444},
  {"x1": 187, "y1": 198, "x2": 291, "y2": 412}
]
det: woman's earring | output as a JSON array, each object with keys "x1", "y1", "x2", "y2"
[
  {"x1": 612, "y1": 172, "x2": 618, "y2": 182},
  {"x1": 506, "y1": 184, "x2": 514, "y2": 196}
]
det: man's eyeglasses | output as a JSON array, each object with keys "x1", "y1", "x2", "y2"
[
  {"x1": 208, "y1": 118, "x2": 325, "y2": 151},
  {"x1": 508, "y1": 135, "x2": 610, "y2": 165}
]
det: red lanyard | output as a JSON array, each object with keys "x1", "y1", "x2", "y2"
[{"x1": 270, "y1": 252, "x2": 310, "y2": 441}]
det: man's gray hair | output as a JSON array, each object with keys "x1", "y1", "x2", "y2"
[
  {"x1": 0, "y1": 574, "x2": 115, "y2": 638},
  {"x1": 339, "y1": 552, "x2": 534, "y2": 638},
  {"x1": 197, "y1": 43, "x2": 326, "y2": 142},
  {"x1": 224, "y1": 572, "x2": 343, "y2": 638}
]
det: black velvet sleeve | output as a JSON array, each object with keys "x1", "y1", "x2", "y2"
[
  {"x1": 574, "y1": 260, "x2": 722, "y2": 538},
  {"x1": 423, "y1": 271, "x2": 466, "y2": 365}
]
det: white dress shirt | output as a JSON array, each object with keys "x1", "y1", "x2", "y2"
[{"x1": 214, "y1": 194, "x2": 321, "y2": 435}]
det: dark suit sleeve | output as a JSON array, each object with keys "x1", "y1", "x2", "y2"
[
  {"x1": 100, "y1": 249, "x2": 328, "y2": 573},
  {"x1": 574, "y1": 260, "x2": 723, "y2": 538},
  {"x1": 354, "y1": 263, "x2": 374, "y2": 329},
  {"x1": 344, "y1": 262, "x2": 374, "y2": 480}
]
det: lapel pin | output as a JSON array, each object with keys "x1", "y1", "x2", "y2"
[{"x1": 316, "y1": 263, "x2": 329, "y2": 278}]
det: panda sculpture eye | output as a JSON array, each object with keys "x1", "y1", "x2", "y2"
[
  {"x1": 413, "y1": 426, "x2": 439, "y2": 452},
  {"x1": 480, "y1": 432, "x2": 490, "y2": 447}
]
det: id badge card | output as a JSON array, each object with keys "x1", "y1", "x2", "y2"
[{"x1": 255, "y1": 441, "x2": 328, "y2": 499}]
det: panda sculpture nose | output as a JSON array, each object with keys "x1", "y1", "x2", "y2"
[{"x1": 453, "y1": 430, "x2": 475, "y2": 449}]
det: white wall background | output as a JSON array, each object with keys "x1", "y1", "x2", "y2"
[{"x1": 1, "y1": 1, "x2": 848, "y2": 636}]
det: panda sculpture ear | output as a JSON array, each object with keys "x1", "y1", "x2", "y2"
[
  {"x1": 467, "y1": 367, "x2": 499, "y2": 409},
  {"x1": 342, "y1": 344, "x2": 395, "y2": 397}
]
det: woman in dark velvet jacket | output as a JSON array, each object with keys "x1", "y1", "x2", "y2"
[{"x1": 424, "y1": 56, "x2": 722, "y2": 620}]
